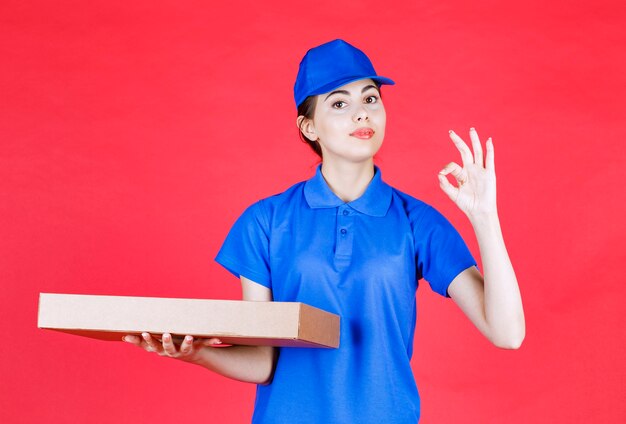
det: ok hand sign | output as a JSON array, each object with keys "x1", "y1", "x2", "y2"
[{"x1": 438, "y1": 128, "x2": 497, "y2": 218}]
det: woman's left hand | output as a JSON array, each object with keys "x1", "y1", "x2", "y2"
[{"x1": 438, "y1": 128, "x2": 497, "y2": 218}]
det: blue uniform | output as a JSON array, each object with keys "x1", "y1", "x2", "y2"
[{"x1": 215, "y1": 165, "x2": 476, "y2": 423}]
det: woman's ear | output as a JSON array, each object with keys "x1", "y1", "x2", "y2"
[{"x1": 297, "y1": 115, "x2": 317, "y2": 142}]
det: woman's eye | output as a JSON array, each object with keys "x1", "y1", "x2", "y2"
[
  {"x1": 365, "y1": 95, "x2": 378, "y2": 104},
  {"x1": 332, "y1": 101, "x2": 346, "y2": 109}
]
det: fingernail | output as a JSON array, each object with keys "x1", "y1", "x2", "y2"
[
  {"x1": 122, "y1": 336, "x2": 128, "y2": 342},
  {"x1": 185, "y1": 336, "x2": 193, "y2": 343},
  {"x1": 470, "y1": 127, "x2": 475, "y2": 131},
  {"x1": 448, "y1": 130, "x2": 453, "y2": 134}
]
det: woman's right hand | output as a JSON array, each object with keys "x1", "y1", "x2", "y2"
[
  {"x1": 120, "y1": 279, "x2": 275, "y2": 384},
  {"x1": 123, "y1": 332, "x2": 224, "y2": 364}
]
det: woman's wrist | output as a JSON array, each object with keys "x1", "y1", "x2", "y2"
[{"x1": 467, "y1": 209, "x2": 500, "y2": 228}]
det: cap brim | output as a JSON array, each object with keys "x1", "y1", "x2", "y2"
[{"x1": 298, "y1": 75, "x2": 395, "y2": 106}]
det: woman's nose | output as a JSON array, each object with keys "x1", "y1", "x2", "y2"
[{"x1": 353, "y1": 106, "x2": 369, "y2": 122}]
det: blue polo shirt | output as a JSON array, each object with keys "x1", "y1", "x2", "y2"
[{"x1": 215, "y1": 165, "x2": 476, "y2": 423}]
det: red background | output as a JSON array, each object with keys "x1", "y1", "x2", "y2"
[{"x1": 2, "y1": 1, "x2": 625, "y2": 422}]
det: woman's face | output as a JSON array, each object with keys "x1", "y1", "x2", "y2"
[{"x1": 304, "y1": 78, "x2": 386, "y2": 164}]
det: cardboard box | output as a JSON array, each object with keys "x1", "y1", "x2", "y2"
[{"x1": 38, "y1": 293, "x2": 340, "y2": 348}]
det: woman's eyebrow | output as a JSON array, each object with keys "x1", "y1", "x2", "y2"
[
  {"x1": 324, "y1": 90, "x2": 349, "y2": 101},
  {"x1": 361, "y1": 84, "x2": 379, "y2": 94},
  {"x1": 324, "y1": 85, "x2": 380, "y2": 102}
]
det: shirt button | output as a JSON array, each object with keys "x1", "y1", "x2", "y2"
[
  {"x1": 342, "y1": 210, "x2": 349, "y2": 216},
  {"x1": 340, "y1": 228, "x2": 347, "y2": 235}
]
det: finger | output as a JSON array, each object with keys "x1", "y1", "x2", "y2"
[
  {"x1": 122, "y1": 335, "x2": 142, "y2": 346},
  {"x1": 485, "y1": 137, "x2": 495, "y2": 171},
  {"x1": 449, "y1": 130, "x2": 473, "y2": 167},
  {"x1": 179, "y1": 335, "x2": 195, "y2": 355},
  {"x1": 439, "y1": 162, "x2": 466, "y2": 185},
  {"x1": 201, "y1": 338, "x2": 224, "y2": 347},
  {"x1": 438, "y1": 173, "x2": 458, "y2": 202},
  {"x1": 161, "y1": 333, "x2": 178, "y2": 356},
  {"x1": 142, "y1": 332, "x2": 162, "y2": 353},
  {"x1": 469, "y1": 127, "x2": 483, "y2": 166}
]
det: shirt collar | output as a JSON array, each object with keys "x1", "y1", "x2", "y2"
[{"x1": 303, "y1": 164, "x2": 392, "y2": 217}]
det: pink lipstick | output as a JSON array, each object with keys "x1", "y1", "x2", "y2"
[{"x1": 350, "y1": 128, "x2": 375, "y2": 139}]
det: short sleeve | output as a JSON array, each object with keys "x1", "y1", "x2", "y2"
[
  {"x1": 414, "y1": 206, "x2": 476, "y2": 297},
  {"x1": 215, "y1": 201, "x2": 272, "y2": 288}
]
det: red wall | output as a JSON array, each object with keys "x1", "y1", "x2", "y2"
[{"x1": 2, "y1": 1, "x2": 624, "y2": 422}]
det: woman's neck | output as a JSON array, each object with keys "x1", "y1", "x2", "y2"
[{"x1": 320, "y1": 159, "x2": 375, "y2": 203}]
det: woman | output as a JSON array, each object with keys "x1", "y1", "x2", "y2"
[{"x1": 124, "y1": 39, "x2": 525, "y2": 423}]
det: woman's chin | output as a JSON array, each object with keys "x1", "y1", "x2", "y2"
[{"x1": 327, "y1": 143, "x2": 382, "y2": 164}]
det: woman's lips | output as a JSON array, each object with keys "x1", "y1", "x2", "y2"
[{"x1": 350, "y1": 128, "x2": 375, "y2": 139}]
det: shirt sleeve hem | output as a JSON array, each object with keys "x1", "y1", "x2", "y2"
[
  {"x1": 214, "y1": 253, "x2": 272, "y2": 289},
  {"x1": 440, "y1": 259, "x2": 477, "y2": 298}
]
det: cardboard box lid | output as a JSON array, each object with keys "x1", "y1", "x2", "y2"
[{"x1": 38, "y1": 293, "x2": 340, "y2": 348}]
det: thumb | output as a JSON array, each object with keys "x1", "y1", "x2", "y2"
[{"x1": 438, "y1": 173, "x2": 458, "y2": 202}]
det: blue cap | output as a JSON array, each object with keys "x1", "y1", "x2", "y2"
[{"x1": 294, "y1": 39, "x2": 395, "y2": 107}]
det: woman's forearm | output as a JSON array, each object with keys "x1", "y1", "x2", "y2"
[
  {"x1": 125, "y1": 332, "x2": 277, "y2": 385},
  {"x1": 470, "y1": 212, "x2": 525, "y2": 348},
  {"x1": 187, "y1": 344, "x2": 277, "y2": 385}
]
